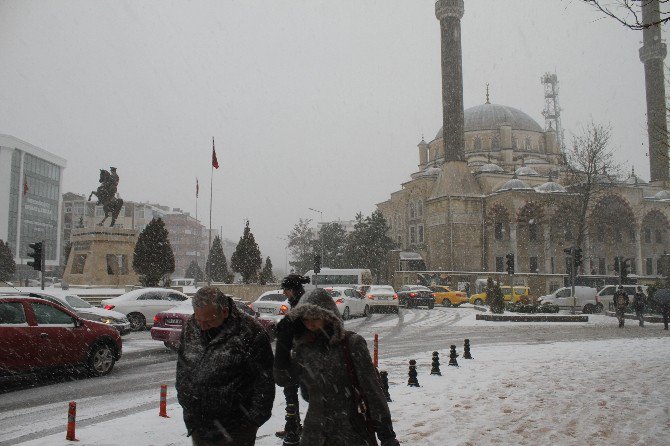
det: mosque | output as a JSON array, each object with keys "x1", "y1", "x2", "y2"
[{"x1": 376, "y1": 0, "x2": 670, "y2": 292}]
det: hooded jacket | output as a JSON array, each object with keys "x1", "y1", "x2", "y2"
[
  {"x1": 276, "y1": 289, "x2": 395, "y2": 446},
  {"x1": 176, "y1": 300, "x2": 275, "y2": 440}
]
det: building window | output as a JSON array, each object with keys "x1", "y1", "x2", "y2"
[
  {"x1": 417, "y1": 201, "x2": 423, "y2": 217},
  {"x1": 65, "y1": 205, "x2": 73, "y2": 213},
  {"x1": 644, "y1": 228, "x2": 652, "y2": 243},
  {"x1": 409, "y1": 203, "x2": 416, "y2": 219},
  {"x1": 418, "y1": 225, "x2": 424, "y2": 243},
  {"x1": 494, "y1": 222, "x2": 503, "y2": 240},
  {"x1": 474, "y1": 137, "x2": 482, "y2": 151},
  {"x1": 528, "y1": 224, "x2": 538, "y2": 242},
  {"x1": 95, "y1": 207, "x2": 104, "y2": 217},
  {"x1": 599, "y1": 258, "x2": 606, "y2": 275},
  {"x1": 658, "y1": 258, "x2": 665, "y2": 276},
  {"x1": 491, "y1": 136, "x2": 501, "y2": 150},
  {"x1": 529, "y1": 256, "x2": 538, "y2": 273},
  {"x1": 630, "y1": 260, "x2": 637, "y2": 275},
  {"x1": 512, "y1": 136, "x2": 518, "y2": 149},
  {"x1": 656, "y1": 229, "x2": 663, "y2": 244},
  {"x1": 524, "y1": 137, "x2": 532, "y2": 151},
  {"x1": 495, "y1": 256, "x2": 504, "y2": 272},
  {"x1": 409, "y1": 226, "x2": 416, "y2": 244},
  {"x1": 646, "y1": 258, "x2": 653, "y2": 276}
]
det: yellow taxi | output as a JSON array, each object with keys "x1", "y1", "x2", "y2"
[
  {"x1": 428, "y1": 285, "x2": 468, "y2": 307},
  {"x1": 469, "y1": 286, "x2": 530, "y2": 305}
]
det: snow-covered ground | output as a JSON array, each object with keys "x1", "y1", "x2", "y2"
[{"x1": 11, "y1": 335, "x2": 670, "y2": 446}]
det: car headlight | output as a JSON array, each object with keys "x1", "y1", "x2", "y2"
[{"x1": 98, "y1": 317, "x2": 115, "y2": 324}]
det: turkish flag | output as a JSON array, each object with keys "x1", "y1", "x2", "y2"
[{"x1": 212, "y1": 137, "x2": 219, "y2": 169}]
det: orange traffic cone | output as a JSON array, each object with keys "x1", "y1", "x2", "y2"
[
  {"x1": 66, "y1": 401, "x2": 78, "y2": 441},
  {"x1": 159, "y1": 385, "x2": 169, "y2": 418}
]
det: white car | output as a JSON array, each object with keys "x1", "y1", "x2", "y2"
[
  {"x1": 595, "y1": 284, "x2": 648, "y2": 312},
  {"x1": 538, "y1": 286, "x2": 598, "y2": 313},
  {"x1": 250, "y1": 289, "x2": 290, "y2": 323},
  {"x1": 100, "y1": 288, "x2": 190, "y2": 331},
  {"x1": 358, "y1": 285, "x2": 399, "y2": 314},
  {"x1": 325, "y1": 286, "x2": 369, "y2": 320}
]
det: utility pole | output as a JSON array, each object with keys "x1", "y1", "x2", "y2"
[
  {"x1": 308, "y1": 207, "x2": 324, "y2": 268},
  {"x1": 41, "y1": 240, "x2": 45, "y2": 290},
  {"x1": 564, "y1": 246, "x2": 576, "y2": 314}
]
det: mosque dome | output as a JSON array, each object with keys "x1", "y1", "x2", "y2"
[
  {"x1": 654, "y1": 190, "x2": 670, "y2": 200},
  {"x1": 495, "y1": 178, "x2": 532, "y2": 192},
  {"x1": 515, "y1": 166, "x2": 539, "y2": 176},
  {"x1": 535, "y1": 181, "x2": 567, "y2": 193},
  {"x1": 435, "y1": 103, "x2": 543, "y2": 139},
  {"x1": 478, "y1": 163, "x2": 505, "y2": 173}
]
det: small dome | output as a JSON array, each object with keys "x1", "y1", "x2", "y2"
[
  {"x1": 654, "y1": 190, "x2": 670, "y2": 200},
  {"x1": 478, "y1": 163, "x2": 505, "y2": 173},
  {"x1": 535, "y1": 181, "x2": 567, "y2": 193},
  {"x1": 515, "y1": 166, "x2": 539, "y2": 176},
  {"x1": 624, "y1": 174, "x2": 647, "y2": 185},
  {"x1": 421, "y1": 166, "x2": 442, "y2": 176},
  {"x1": 495, "y1": 178, "x2": 532, "y2": 192}
]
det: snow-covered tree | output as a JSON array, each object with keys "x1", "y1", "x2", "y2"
[
  {"x1": 185, "y1": 260, "x2": 204, "y2": 283},
  {"x1": 287, "y1": 218, "x2": 316, "y2": 274},
  {"x1": 231, "y1": 221, "x2": 262, "y2": 284},
  {"x1": 206, "y1": 236, "x2": 231, "y2": 283},
  {"x1": 132, "y1": 218, "x2": 175, "y2": 287},
  {"x1": 0, "y1": 239, "x2": 16, "y2": 282},
  {"x1": 259, "y1": 257, "x2": 276, "y2": 285}
]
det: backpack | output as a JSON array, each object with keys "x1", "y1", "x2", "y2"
[{"x1": 615, "y1": 293, "x2": 627, "y2": 309}]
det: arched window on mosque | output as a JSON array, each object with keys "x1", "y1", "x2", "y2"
[
  {"x1": 539, "y1": 138, "x2": 546, "y2": 153},
  {"x1": 495, "y1": 222, "x2": 504, "y2": 240},
  {"x1": 474, "y1": 136, "x2": 482, "y2": 151},
  {"x1": 417, "y1": 201, "x2": 423, "y2": 217},
  {"x1": 524, "y1": 137, "x2": 532, "y2": 151},
  {"x1": 528, "y1": 223, "x2": 538, "y2": 242},
  {"x1": 491, "y1": 135, "x2": 501, "y2": 150},
  {"x1": 409, "y1": 202, "x2": 416, "y2": 219},
  {"x1": 512, "y1": 136, "x2": 518, "y2": 149}
]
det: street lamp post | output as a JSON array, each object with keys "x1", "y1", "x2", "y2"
[{"x1": 308, "y1": 207, "x2": 325, "y2": 268}]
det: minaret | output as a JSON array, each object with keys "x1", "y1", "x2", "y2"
[
  {"x1": 639, "y1": 0, "x2": 669, "y2": 183},
  {"x1": 435, "y1": 0, "x2": 465, "y2": 162}
]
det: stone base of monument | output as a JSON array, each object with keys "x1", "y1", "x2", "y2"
[
  {"x1": 63, "y1": 227, "x2": 140, "y2": 287},
  {"x1": 475, "y1": 314, "x2": 588, "y2": 322}
]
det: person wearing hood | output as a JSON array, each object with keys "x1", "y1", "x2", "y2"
[
  {"x1": 274, "y1": 274, "x2": 310, "y2": 445},
  {"x1": 275, "y1": 288, "x2": 400, "y2": 446},
  {"x1": 176, "y1": 287, "x2": 275, "y2": 446}
]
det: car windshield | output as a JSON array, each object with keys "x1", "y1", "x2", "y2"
[
  {"x1": 260, "y1": 294, "x2": 286, "y2": 302},
  {"x1": 64, "y1": 295, "x2": 92, "y2": 308}
]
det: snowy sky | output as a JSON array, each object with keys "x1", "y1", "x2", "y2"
[{"x1": 0, "y1": 0, "x2": 661, "y2": 273}]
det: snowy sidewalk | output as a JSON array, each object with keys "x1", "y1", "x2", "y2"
[{"x1": 15, "y1": 336, "x2": 670, "y2": 446}]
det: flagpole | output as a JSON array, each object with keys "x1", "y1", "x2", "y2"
[
  {"x1": 195, "y1": 177, "x2": 199, "y2": 275},
  {"x1": 208, "y1": 139, "x2": 214, "y2": 285}
]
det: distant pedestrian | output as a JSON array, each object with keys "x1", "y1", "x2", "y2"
[
  {"x1": 632, "y1": 286, "x2": 647, "y2": 327},
  {"x1": 176, "y1": 287, "x2": 275, "y2": 446},
  {"x1": 275, "y1": 289, "x2": 400, "y2": 446},
  {"x1": 614, "y1": 285, "x2": 629, "y2": 328},
  {"x1": 661, "y1": 302, "x2": 670, "y2": 331}
]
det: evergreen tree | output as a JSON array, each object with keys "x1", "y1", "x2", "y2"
[
  {"x1": 259, "y1": 257, "x2": 276, "y2": 285},
  {"x1": 132, "y1": 218, "x2": 175, "y2": 287},
  {"x1": 230, "y1": 220, "x2": 262, "y2": 283},
  {"x1": 316, "y1": 222, "x2": 347, "y2": 268},
  {"x1": 185, "y1": 260, "x2": 205, "y2": 283},
  {"x1": 287, "y1": 218, "x2": 316, "y2": 274},
  {"x1": 486, "y1": 277, "x2": 505, "y2": 314},
  {"x1": 364, "y1": 210, "x2": 395, "y2": 283},
  {"x1": 206, "y1": 236, "x2": 229, "y2": 282},
  {"x1": 342, "y1": 213, "x2": 369, "y2": 269},
  {"x1": 0, "y1": 239, "x2": 16, "y2": 282}
]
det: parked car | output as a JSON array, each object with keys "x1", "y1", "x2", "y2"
[
  {"x1": 150, "y1": 298, "x2": 276, "y2": 350},
  {"x1": 100, "y1": 288, "x2": 190, "y2": 331},
  {"x1": 428, "y1": 285, "x2": 468, "y2": 307},
  {"x1": 250, "y1": 289, "x2": 291, "y2": 323},
  {"x1": 396, "y1": 285, "x2": 435, "y2": 309},
  {"x1": 469, "y1": 286, "x2": 530, "y2": 305},
  {"x1": 325, "y1": 287, "x2": 370, "y2": 319},
  {"x1": 17, "y1": 291, "x2": 131, "y2": 335},
  {"x1": 0, "y1": 295, "x2": 122, "y2": 377},
  {"x1": 538, "y1": 286, "x2": 598, "y2": 313},
  {"x1": 595, "y1": 284, "x2": 648, "y2": 312},
  {"x1": 360, "y1": 285, "x2": 399, "y2": 314}
]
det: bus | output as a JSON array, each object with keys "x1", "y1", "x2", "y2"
[{"x1": 303, "y1": 268, "x2": 372, "y2": 291}]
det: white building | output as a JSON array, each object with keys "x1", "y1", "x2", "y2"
[{"x1": 0, "y1": 134, "x2": 67, "y2": 272}]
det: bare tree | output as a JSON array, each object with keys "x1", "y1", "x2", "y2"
[
  {"x1": 563, "y1": 122, "x2": 622, "y2": 250},
  {"x1": 583, "y1": 0, "x2": 670, "y2": 30}
]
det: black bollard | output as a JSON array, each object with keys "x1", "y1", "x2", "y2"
[
  {"x1": 448, "y1": 345, "x2": 459, "y2": 367},
  {"x1": 463, "y1": 339, "x2": 473, "y2": 359},
  {"x1": 407, "y1": 359, "x2": 420, "y2": 387},
  {"x1": 380, "y1": 370, "x2": 392, "y2": 402},
  {"x1": 430, "y1": 351, "x2": 442, "y2": 376}
]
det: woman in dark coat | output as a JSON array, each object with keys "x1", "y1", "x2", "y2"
[{"x1": 274, "y1": 289, "x2": 400, "y2": 446}]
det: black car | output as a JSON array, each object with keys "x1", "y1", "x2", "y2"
[{"x1": 397, "y1": 285, "x2": 435, "y2": 309}]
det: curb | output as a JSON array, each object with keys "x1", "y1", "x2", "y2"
[{"x1": 122, "y1": 346, "x2": 174, "y2": 361}]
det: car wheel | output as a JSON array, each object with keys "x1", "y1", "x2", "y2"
[
  {"x1": 363, "y1": 305, "x2": 370, "y2": 317},
  {"x1": 127, "y1": 312, "x2": 146, "y2": 331},
  {"x1": 583, "y1": 304, "x2": 594, "y2": 314},
  {"x1": 474, "y1": 298, "x2": 484, "y2": 306},
  {"x1": 428, "y1": 302, "x2": 435, "y2": 310},
  {"x1": 164, "y1": 341, "x2": 178, "y2": 352},
  {"x1": 393, "y1": 306, "x2": 399, "y2": 314},
  {"x1": 442, "y1": 299, "x2": 452, "y2": 307},
  {"x1": 87, "y1": 343, "x2": 116, "y2": 377},
  {"x1": 342, "y1": 307, "x2": 350, "y2": 320}
]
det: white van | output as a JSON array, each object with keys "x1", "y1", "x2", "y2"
[
  {"x1": 595, "y1": 284, "x2": 647, "y2": 311},
  {"x1": 303, "y1": 268, "x2": 372, "y2": 292},
  {"x1": 538, "y1": 286, "x2": 598, "y2": 313}
]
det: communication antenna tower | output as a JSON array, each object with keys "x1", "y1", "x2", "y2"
[{"x1": 541, "y1": 72, "x2": 565, "y2": 151}]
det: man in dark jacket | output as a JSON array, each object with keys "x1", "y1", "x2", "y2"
[
  {"x1": 176, "y1": 287, "x2": 275, "y2": 446},
  {"x1": 632, "y1": 286, "x2": 647, "y2": 327},
  {"x1": 613, "y1": 285, "x2": 630, "y2": 328}
]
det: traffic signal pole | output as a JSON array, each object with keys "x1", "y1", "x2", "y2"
[
  {"x1": 40, "y1": 239, "x2": 45, "y2": 290},
  {"x1": 571, "y1": 249, "x2": 576, "y2": 315}
]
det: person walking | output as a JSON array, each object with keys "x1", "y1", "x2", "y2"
[
  {"x1": 632, "y1": 286, "x2": 647, "y2": 327},
  {"x1": 613, "y1": 285, "x2": 630, "y2": 328},
  {"x1": 275, "y1": 289, "x2": 400, "y2": 446},
  {"x1": 176, "y1": 287, "x2": 275, "y2": 446},
  {"x1": 274, "y1": 274, "x2": 310, "y2": 445}
]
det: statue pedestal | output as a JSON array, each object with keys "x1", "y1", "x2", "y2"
[{"x1": 63, "y1": 227, "x2": 140, "y2": 287}]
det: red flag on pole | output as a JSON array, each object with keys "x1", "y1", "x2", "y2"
[
  {"x1": 196, "y1": 178, "x2": 199, "y2": 197},
  {"x1": 23, "y1": 179, "x2": 28, "y2": 196},
  {"x1": 212, "y1": 137, "x2": 219, "y2": 169}
]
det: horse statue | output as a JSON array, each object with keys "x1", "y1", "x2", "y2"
[{"x1": 88, "y1": 167, "x2": 123, "y2": 227}]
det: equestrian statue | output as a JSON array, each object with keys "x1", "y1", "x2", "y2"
[{"x1": 88, "y1": 167, "x2": 123, "y2": 227}]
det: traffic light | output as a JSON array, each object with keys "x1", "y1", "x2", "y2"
[
  {"x1": 574, "y1": 248, "x2": 583, "y2": 268},
  {"x1": 505, "y1": 253, "x2": 514, "y2": 275},
  {"x1": 313, "y1": 254, "x2": 321, "y2": 274},
  {"x1": 27, "y1": 242, "x2": 43, "y2": 271},
  {"x1": 620, "y1": 258, "x2": 630, "y2": 281}
]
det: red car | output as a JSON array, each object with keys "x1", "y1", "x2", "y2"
[
  {"x1": 151, "y1": 299, "x2": 276, "y2": 350},
  {"x1": 0, "y1": 296, "x2": 122, "y2": 377}
]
